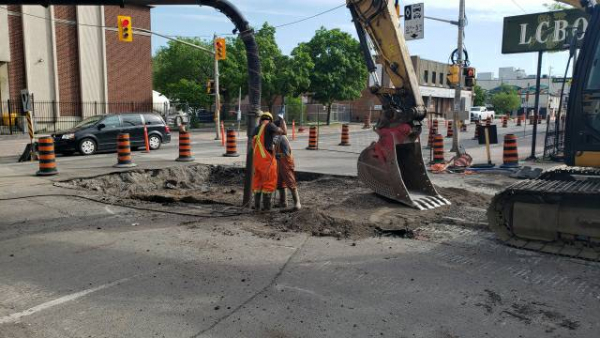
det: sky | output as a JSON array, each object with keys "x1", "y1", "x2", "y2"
[{"x1": 150, "y1": 0, "x2": 572, "y2": 78}]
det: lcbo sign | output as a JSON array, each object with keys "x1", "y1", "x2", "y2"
[{"x1": 502, "y1": 9, "x2": 590, "y2": 54}]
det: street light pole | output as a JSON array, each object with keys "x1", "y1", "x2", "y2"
[{"x1": 451, "y1": 0, "x2": 465, "y2": 154}]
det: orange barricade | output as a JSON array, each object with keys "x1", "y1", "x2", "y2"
[
  {"x1": 223, "y1": 129, "x2": 240, "y2": 157},
  {"x1": 36, "y1": 136, "x2": 58, "y2": 176},
  {"x1": 114, "y1": 133, "x2": 137, "y2": 168},
  {"x1": 176, "y1": 130, "x2": 195, "y2": 162}
]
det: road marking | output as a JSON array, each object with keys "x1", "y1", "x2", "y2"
[
  {"x1": 0, "y1": 276, "x2": 132, "y2": 324},
  {"x1": 104, "y1": 206, "x2": 115, "y2": 215}
]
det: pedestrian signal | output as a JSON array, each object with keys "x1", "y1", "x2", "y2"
[{"x1": 207, "y1": 80, "x2": 215, "y2": 95}]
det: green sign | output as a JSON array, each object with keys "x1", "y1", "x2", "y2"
[
  {"x1": 552, "y1": 77, "x2": 573, "y2": 83},
  {"x1": 502, "y1": 9, "x2": 590, "y2": 54}
]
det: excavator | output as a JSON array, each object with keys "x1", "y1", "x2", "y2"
[
  {"x1": 487, "y1": 0, "x2": 600, "y2": 261},
  {"x1": 346, "y1": 0, "x2": 451, "y2": 210},
  {"x1": 348, "y1": 0, "x2": 599, "y2": 260}
]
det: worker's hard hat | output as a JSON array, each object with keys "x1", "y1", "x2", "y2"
[{"x1": 260, "y1": 112, "x2": 273, "y2": 121}]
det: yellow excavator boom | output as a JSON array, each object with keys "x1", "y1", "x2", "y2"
[{"x1": 346, "y1": 0, "x2": 449, "y2": 210}]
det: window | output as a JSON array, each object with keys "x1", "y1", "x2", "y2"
[
  {"x1": 586, "y1": 40, "x2": 600, "y2": 90},
  {"x1": 102, "y1": 115, "x2": 121, "y2": 129},
  {"x1": 432, "y1": 72, "x2": 437, "y2": 85},
  {"x1": 144, "y1": 114, "x2": 164, "y2": 125},
  {"x1": 424, "y1": 70, "x2": 429, "y2": 84},
  {"x1": 122, "y1": 114, "x2": 143, "y2": 127},
  {"x1": 440, "y1": 72, "x2": 444, "y2": 85}
]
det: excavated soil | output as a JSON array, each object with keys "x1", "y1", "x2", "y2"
[{"x1": 61, "y1": 164, "x2": 499, "y2": 240}]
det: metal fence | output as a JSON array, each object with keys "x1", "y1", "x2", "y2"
[
  {"x1": 217, "y1": 103, "x2": 356, "y2": 125},
  {"x1": 543, "y1": 111, "x2": 567, "y2": 161},
  {"x1": 1, "y1": 98, "x2": 362, "y2": 135},
  {"x1": 0, "y1": 97, "x2": 174, "y2": 135}
]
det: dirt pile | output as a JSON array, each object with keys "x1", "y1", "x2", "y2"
[{"x1": 62, "y1": 164, "x2": 498, "y2": 239}]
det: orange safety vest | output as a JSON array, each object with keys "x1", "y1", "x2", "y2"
[{"x1": 252, "y1": 122, "x2": 278, "y2": 193}]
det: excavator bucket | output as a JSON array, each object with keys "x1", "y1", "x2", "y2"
[{"x1": 357, "y1": 126, "x2": 450, "y2": 210}]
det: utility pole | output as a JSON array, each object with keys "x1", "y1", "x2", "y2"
[
  {"x1": 451, "y1": 0, "x2": 465, "y2": 154},
  {"x1": 213, "y1": 33, "x2": 221, "y2": 141}
]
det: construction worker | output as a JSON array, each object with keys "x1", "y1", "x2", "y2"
[
  {"x1": 274, "y1": 119, "x2": 301, "y2": 210},
  {"x1": 252, "y1": 112, "x2": 286, "y2": 211}
]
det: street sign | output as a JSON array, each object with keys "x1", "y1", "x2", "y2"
[
  {"x1": 502, "y1": 9, "x2": 589, "y2": 54},
  {"x1": 552, "y1": 77, "x2": 572, "y2": 83},
  {"x1": 20, "y1": 89, "x2": 31, "y2": 114},
  {"x1": 373, "y1": 105, "x2": 383, "y2": 111},
  {"x1": 404, "y1": 3, "x2": 424, "y2": 41}
]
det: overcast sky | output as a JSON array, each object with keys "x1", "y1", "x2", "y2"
[{"x1": 151, "y1": 0, "x2": 572, "y2": 79}]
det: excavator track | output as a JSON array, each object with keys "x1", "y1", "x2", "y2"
[{"x1": 488, "y1": 167, "x2": 600, "y2": 261}]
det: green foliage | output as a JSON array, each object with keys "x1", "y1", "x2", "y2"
[
  {"x1": 473, "y1": 85, "x2": 487, "y2": 106},
  {"x1": 543, "y1": 2, "x2": 569, "y2": 10},
  {"x1": 491, "y1": 84, "x2": 521, "y2": 114},
  {"x1": 153, "y1": 38, "x2": 213, "y2": 108},
  {"x1": 301, "y1": 27, "x2": 368, "y2": 124},
  {"x1": 285, "y1": 97, "x2": 305, "y2": 123}
]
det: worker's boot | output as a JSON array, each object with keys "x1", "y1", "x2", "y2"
[
  {"x1": 254, "y1": 193, "x2": 262, "y2": 212},
  {"x1": 291, "y1": 188, "x2": 302, "y2": 211},
  {"x1": 278, "y1": 188, "x2": 288, "y2": 208},
  {"x1": 263, "y1": 193, "x2": 273, "y2": 212}
]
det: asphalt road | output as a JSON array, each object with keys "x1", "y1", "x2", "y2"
[
  {"x1": 0, "y1": 183, "x2": 598, "y2": 337},
  {"x1": 1, "y1": 121, "x2": 596, "y2": 338}
]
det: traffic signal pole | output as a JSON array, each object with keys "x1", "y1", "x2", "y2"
[
  {"x1": 213, "y1": 34, "x2": 222, "y2": 141},
  {"x1": 451, "y1": 0, "x2": 465, "y2": 154}
]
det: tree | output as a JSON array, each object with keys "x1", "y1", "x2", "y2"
[
  {"x1": 544, "y1": 2, "x2": 568, "y2": 10},
  {"x1": 302, "y1": 27, "x2": 368, "y2": 125},
  {"x1": 491, "y1": 84, "x2": 521, "y2": 115},
  {"x1": 473, "y1": 85, "x2": 487, "y2": 106},
  {"x1": 153, "y1": 38, "x2": 214, "y2": 108}
]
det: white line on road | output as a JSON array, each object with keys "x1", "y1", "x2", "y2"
[{"x1": 0, "y1": 276, "x2": 133, "y2": 324}]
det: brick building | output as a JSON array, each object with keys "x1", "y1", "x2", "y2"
[{"x1": 0, "y1": 5, "x2": 152, "y2": 119}]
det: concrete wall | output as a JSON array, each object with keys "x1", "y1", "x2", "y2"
[
  {"x1": 0, "y1": 63, "x2": 8, "y2": 104},
  {"x1": 0, "y1": 6, "x2": 10, "y2": 62},
  {"x1": 77, "y1": 5, "x2": 108, "y2": 113},
  {"x1": 21, "y1": 5, "x2": 58, "y2": 102}
]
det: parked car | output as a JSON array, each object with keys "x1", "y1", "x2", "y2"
[
  {"x1": 51, "y1": 113, "x2": 171, "y2": 155},
  {"x1": 162, "y1": 107, "x2": 190, "y2": 128},
  {"x1": 470, "y1": 106, "x2": 495, "y2": 122}
]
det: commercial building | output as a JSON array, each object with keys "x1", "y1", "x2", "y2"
[
  {"x1": 0, "y1": 4, "x2": 152, "y2": 132},
  {"x1": 477, "y1": 72, "x2": 493, "y2": 81},
  {"x1": 478, "y1": 76, "x2": 567, "y2": 117},
  {"x1": 345, "y1": 56, "x2": 473, "y2": 122},
  {"x1": 499, "y1": 67, "x2": 526, "y2": 80}
]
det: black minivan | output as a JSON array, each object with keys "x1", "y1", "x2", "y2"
[{"x1": 52, "y1": 113, "x2": 171, "y2": 155}]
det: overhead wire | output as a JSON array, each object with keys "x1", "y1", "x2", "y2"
[
  {"x1": 1, "y1": 3, "x2": 348, "y2": 38},
  {"x1": 509, "y1": 0, "x2": 527, "y2": 13}
]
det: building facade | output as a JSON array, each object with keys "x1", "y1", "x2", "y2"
[
  {"x1": 343, "y1": 56, "x2": 473, "y2": 122},
  {"x1": 0, "y1": 5, "x2": 152, "y2": 121},
  {"x1": 478, "y1": 77, "x2": 568, "y2": 117},
  {"x1": 499, "y1": 67, "x2": 526, "y2": 80}
]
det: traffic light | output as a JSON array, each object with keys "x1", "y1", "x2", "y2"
[
  {"x1": 118, "y1": 15, "x2": 133, "y2": 42},
  {"x1": 447, "y1": 64, "x2": 460, "y2": 86},
  {"x1": 464, "y1": 67, "x2": 476, "y2": 87},
  {"x1": 207, "y1": 80, "x2": 215, "y2": 95},
  {"x1": 215, "y1": 38, "x2": 226, "y2": 60}
]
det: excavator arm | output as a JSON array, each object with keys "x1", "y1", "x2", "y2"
[{"x1": 346, "y1": 0, "x2": 450, "y2": 210}]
